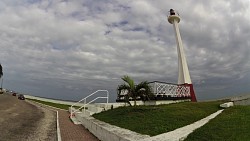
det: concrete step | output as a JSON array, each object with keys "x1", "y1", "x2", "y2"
[
  {"x1": 70, "y1": 116, "x2": 82, "y2": 124},
  {"x1": 81, "y1": 109, "x2": 95, "y2": 116},
  {"x1": 87, "y1": 105, "x2": 104, "y2": 113},
  {"x1": 69, "y1": 110, "x2": 82, "y2": 124},
  {"x1": 94, "y1": 103, "x2": 125, "y2": 110},
  {"x1": 69, "y1": 107, "x2": 79, "y2": 114}
]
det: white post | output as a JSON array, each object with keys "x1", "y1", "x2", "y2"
[
  {"x1": 84, "y1": 99, "x2": 86, "y2": 114},
  {"x1": 107, "y1": 91, "x2": 109, "y2": 103}
]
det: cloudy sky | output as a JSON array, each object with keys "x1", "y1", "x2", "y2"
[{"x1": 0, "y1": 0, "x2": 249, "y2": 102}]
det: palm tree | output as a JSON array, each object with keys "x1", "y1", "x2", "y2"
[
  {"x1": 117, "y1": 75, "x2": 153, "y2": 106},
  {"x1": 0, "y1": 64, "x2": 2, "y2": 79}
]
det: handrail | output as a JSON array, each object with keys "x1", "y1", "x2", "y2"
[{"x1": 70, "y1": 90, "x2": 109, "y2": 118}]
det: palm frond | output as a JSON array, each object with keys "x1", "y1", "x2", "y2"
[
  {"x1": 117, "y1": 84, "x2": 130, "y2": 96},
  {"x1": 136, "y1": 81, "x2": 151, "y2": 91},
  {"x1": 117, "y1": 84, "x2": 130, "y2": 91},
  {"x1": 117, "y1": 83, "x2": 132, "y2": 106},
  {"x1": 122, "y1": 75, "x2": 135, "y2": 89},
  {"x1": 135, "y1": 81, "x2": 153, "y2": 96}
]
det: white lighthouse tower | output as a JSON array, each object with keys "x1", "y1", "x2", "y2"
[{"x1": 168, "y1": 9, "x2": 197, "y2": 102}]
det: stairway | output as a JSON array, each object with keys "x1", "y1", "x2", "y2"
[{"x1": 69, "y1": 90, "x2": 109, "y2": 124}]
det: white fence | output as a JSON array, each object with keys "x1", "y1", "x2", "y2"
[{"x1": 149, "y1": 81, "x2": 191, "y2": 97}]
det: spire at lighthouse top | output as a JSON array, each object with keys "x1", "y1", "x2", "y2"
[{"x1": 168, "y1": 9, "x2": 180, "y2": 24}]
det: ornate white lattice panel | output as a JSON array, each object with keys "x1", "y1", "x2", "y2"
[{"x1": 149, "y1": 82, "x2": 190, "y2": 97}]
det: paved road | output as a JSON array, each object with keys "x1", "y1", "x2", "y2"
[{"x1": 0, "y1": 93, "x2": 56, "y2": 141}]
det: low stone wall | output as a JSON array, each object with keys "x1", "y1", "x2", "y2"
[
  {"x1": 77, "y1": 113, "x2": 150, "y2": 141},
  {"x1": 116, "y1": 99, "x2": 190, "y2": 106},
  {"x1": 231, "y1": 94, "x2": 250, "y2": 101},
  {"x1": 233, "y1": 99, "x2": 250, "y2": 106},
  {"x1": 144, "y1": 99, "x2": 190, "y2": 105},
  {"x1": 231, "y1": 94, "x2": 250, "y2": 106}
]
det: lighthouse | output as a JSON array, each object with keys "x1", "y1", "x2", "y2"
[{"x1": 168, "y1": 9, "x2": 197, "y2": 102}]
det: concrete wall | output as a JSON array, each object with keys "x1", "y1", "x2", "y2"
[
  {"x1": 76, "y1": 113, "x2": 150, "y2": 141},
  {"x1": 231, "y1": 94, "x2": 250, "y2": 101},
  {"x1": 231, "y1": 94, "x2": 250, "y2": 106},
  {"x1": 234, "y1": 99, "x2": 250, "y2": 106},
  {"x1": 116, "y1": 99, "x2": 190, "y2": 106},
  {"x1": 144, "y1": 99, "x2": 190, "y2": 105}
]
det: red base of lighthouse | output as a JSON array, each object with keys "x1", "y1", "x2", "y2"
[{"x1": 186, "y1": 84, "x2": 197, "y2": 102}]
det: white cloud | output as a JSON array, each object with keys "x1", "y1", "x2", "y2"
[{"x1": 0, "y1": 0, "x2": 249, "y2": 101}]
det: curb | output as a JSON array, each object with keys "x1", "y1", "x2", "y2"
[{"x1": 57, "y1": 111, "x2": 62, "y2": 141}]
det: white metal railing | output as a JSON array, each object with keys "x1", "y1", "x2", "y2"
[
  {"x1": 150, "y1": 82, "x2": 191, "y2": 97},
  {"x1": 70, "y1": 90, "x2": 109, "y2": 118}
]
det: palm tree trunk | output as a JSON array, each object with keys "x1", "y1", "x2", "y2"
[
  {"x1": 125, "y1": 95, "x2": 132, "y2": 106},
  {"x1": 127, "y1": 101, "x2": 132, "y2": 106},
  {"x1": 134, "y1": 97, "x2": 136, "y2": 106}
]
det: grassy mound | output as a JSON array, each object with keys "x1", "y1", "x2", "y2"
[
  {"x1": 185, "y1": 105, "x2": 250, "y2": 141},
  {"x1": 93, "y1": 101, "x2": 223, "y2": 136}
]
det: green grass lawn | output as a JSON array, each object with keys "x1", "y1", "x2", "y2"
[
  {"x1": 27, "y1": 98, "x2": 72, "y2": 110},
  {"x1": 185, "y1": 105, "x2": 250, "y2": 141},
  {"x1": 93, "y1": 101, "x2": 224, "y2": 136}
]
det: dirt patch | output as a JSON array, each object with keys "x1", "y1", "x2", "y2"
[{"x1": 0, "y1": 94, "x2": 56, "y2": 141}]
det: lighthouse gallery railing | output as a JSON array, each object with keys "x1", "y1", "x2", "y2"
[{"x1": 149, "y1": 81, "x2": 191, "y2": 97}]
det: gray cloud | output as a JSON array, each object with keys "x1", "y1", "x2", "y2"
[{"x1": 0, "y1": 0, "x2": 249, "y2": 102}]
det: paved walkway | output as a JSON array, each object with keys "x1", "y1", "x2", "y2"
[{"x1": 58, "y1": 110, "x2": 99, "y2": 141}]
